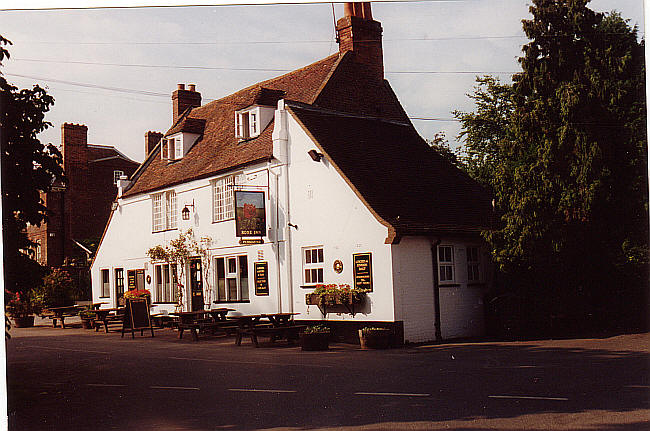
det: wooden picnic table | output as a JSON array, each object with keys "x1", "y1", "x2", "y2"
[
  {"x1": 233, "y1": 313, "x2": 305, "y2": 347},
  {"x1": 91, "y1": 302, "x2": 109, "y2": 310},
  {"x1": 171, "y1": 309, "x2": 237, "y2": 341},
  {"x1": 45, "y1": 305, "x2": 82, "y2": 328},
  {"x1": 93, "y1": 307, "x2": 124, "y2": 333}
]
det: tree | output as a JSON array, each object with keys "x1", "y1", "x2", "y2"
[
  {"x1": 426, "y1": 132, "x2": 464, "y2": 170},
  {"x1": 1, "y1": 36, "x2": 65, "y2": 295},
  {"x1": 456, "y1": 2, "x2": 647, "y2": 332},
  {"x1": 453, "y1": 76, "x2": 515, "y2": 188}
]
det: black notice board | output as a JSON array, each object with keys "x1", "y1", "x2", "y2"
[
  {"x1": 127, "y1": 270, "x2": 137, "y2": 289},
  {"x1": 121, "y1": 298, "x2": 154, "y2": 338},
  {"x1": 254, "y1": 261, "x2": 269, "y2": 296},
  {"x1": 353, "y1": 252, "x2": 373, "y2": 291}
]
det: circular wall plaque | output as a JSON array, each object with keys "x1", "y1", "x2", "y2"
[
  {"x1": 146, "y1": 275, "x2": 152, "y2": 284},
  {"x1": 333, "y1": 259, "x2": 343, "y2": 274}
]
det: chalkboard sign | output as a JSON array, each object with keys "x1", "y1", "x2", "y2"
[
  {"x1": 121, "y1": 298, "x2": 154, "y2": 338},
  {"x1": 254, "y1": 261, "x2": 269, "y2": 296},
  {"x1": 353, "y1": 252, "x2": 373, "y2": 291}
]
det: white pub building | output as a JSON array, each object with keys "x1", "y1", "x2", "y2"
[{"x1": 91, "y1": 3, "x2": 493, "y2": 343}]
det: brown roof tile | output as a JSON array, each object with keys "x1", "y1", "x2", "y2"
[{"x1": 124, "y1": 53, "x2": 342, "y2": 197}]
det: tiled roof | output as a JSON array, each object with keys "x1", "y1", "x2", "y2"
[
  {"x1": 287, "y1": 102, "x2": 493, "y2": 234},
  {"x1": 123, "y1": 53, "x2": 343, "y2": 197},
  {"x1": 87, "y1": 144, "x2": 136, "y2": 163},
  {"x1": 166, "y1": 117, "x2": 206, "y2": 136}
]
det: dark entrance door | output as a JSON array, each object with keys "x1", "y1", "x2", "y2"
[{"x1": 189, "y1": 259, "x2": 204, "y2": 311}]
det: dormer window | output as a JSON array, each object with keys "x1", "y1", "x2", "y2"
[
  {"x1": 161, "y1": 136, "x2": 182, "y2": 161},
  {"x1": 235, "y1": 106, "x2": 272, "y2": 140}
]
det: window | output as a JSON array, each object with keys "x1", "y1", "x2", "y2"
[
  {"x1": 467, "y1": 247, "x2": 480, "y2": 282},
  {"x1": 161, "y1": 137, "x2": 181, "y2": 160},
  {"x1": 438, "y1": 245, "x2": 454, "y2": 283},
  {"x1": 100, "y1": 269, "x2": 110, "y2": 297},
  {"x1": 152, "y1": 190, "x2": 177, "y2": 232},
  {"x1": 115, "y1": 268, "x2": 125, "y2": 301},
  {"x1": 212, "y1": 175, "x2": 235, "y2": 222},
  {"x1": 215, "y1": 255, "x2": 249, "y2": 302},
  {"x1": 235, "y1": 108, "x2": 261, "y2": 139},
  {"x1": 303, "y1": 247, "x2": 324, "y2": 285},
  {"x1": 35, "y1": 240, "x2": 42, "y2": 263},
  {"x1": 154, "y1": 263, "x2": 178, "y2": 303},
  {"x1": 113, "y1": 170, "x2": 124, "y2": 185}
]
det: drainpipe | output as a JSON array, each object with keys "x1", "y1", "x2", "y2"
[{"x1": 431, "y1": 238, "x2": 442, "y2": 341}]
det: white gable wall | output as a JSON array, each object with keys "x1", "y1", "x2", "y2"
[{"x1": 284, "y1": 112, "x2": 396, "y2": 322}]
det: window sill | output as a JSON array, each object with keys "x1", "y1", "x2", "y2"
[
  {"x1": 300, "y1": 285, "x2": 321, "y2": 289},
  {"x1": 213, "y1": 300, "x2": 251, "y2": 304},
  {"x1": 212, "y1": 217, "x2": 235, "y2": 224},
  {"x1": 153, "y1": 302, "x2": 177, "y2": 305},
  {"x1": 439, "y1": 284, "x2": 460, "y2": 288},
  {"x1": 152, "y1": 228, "x2": 178, "y2": 234},
  {"x1": 99, "y1": 296, "x2": 110, "y2": 299}
]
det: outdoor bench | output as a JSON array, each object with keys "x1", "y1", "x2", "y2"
[
  {"x1": 236, "y1": 324, "x2": 307, "y2": 347},
  {"x1": 178, "y1": 320, "x2": 240, "y2": 341},
  {"x1": 94, "y1": 311, "x2": 125, "y2": 333},
  {"x1": 41, "y1": 306, "x2": 81, "y2": 328}
]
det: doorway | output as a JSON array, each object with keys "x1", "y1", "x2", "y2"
[{"x1": 189, "y1": 258, "x2": 204, "y2": 311}]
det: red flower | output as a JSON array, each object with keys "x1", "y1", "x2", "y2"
[{"x1": 243, "y1": 203, "x2": 257, "y2": 219}]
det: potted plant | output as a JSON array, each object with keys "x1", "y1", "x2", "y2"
[
  {"x1": 306, "y1": 284, "x2": 368, "y2": 307},
  {"x1": 359, "y1": 327, "x2": 392, "y2": 349},
  {"x1": 300, "y1": 324, "x2": 331, "y2": 351},
  {"x1": 5, "y1": 290, "x2": 42, "y2": 328},
  {"x1": 79, "y1": 306, "x2": 96, "y2": 329},
  {"x1": 123, "y1": 289, "x2": 151, "y2": 306}
]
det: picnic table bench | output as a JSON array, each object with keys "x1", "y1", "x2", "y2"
[
  {"x1": 41, "y1": 305, "x2": 82, "y2": 328},
  {"x1": 234, "y1": 313, "x2": 306, "y2": 347},
  {"x1": 93, "y1": 308, "x2": 125, "y2": 333},
  {"x1": 172, "y1": 309, "x2": 238, "y2": 341}
]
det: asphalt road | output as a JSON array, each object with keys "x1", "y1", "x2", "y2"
[{"x1": 5, "y1": 319, "x2": 649, "y2": 430}]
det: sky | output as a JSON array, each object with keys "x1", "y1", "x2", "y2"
[{"x1": 0, "y1": 0, "x2": 645, "y2": 163}]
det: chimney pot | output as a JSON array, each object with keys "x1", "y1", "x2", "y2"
[
  {"x1": 337, "y1": 2, "x2": 383, "y2": 80},
  {"x1": 188, "y1": 84, "x2": 196, "y2": 92},
  {"x1": 177, "y1": 84, "x2": 185, "y2": 90}
]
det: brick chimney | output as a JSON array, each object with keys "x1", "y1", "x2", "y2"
[
  {"x1": 172, "y1": 83, "x2": 201, "y2": 123},
  {"x1": 336, "y1": 2, "x2": 384, "y2": 81},
  {"x1": 62, "y1": 123, "x2": 88, "y2": 176},
  {"x1": 144, "y1": 131, "x2": 163, "y2": 158}
]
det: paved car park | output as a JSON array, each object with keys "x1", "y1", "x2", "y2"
[{"x1": 5, "y1": 318, "x2": 649, "y2": 430}]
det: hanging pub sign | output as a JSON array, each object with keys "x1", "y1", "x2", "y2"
[
  {"x1": 353, "y1": 252, "x2": 373, "y2": 291},
  {"x1": 254, "y1": 261, "x2": 269, "y2": 296},
  {"x1": 234, "y1": 190, "x2": 266, "y2": 237}
]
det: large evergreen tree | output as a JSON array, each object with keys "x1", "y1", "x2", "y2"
[
  {"x1": 456, "y1": 1, "x2": 647, "y2": 332},
  {"x1": 1, "y1": 36, "x2": 65, "y2": 295}
]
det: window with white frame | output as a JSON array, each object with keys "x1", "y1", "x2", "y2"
[
  {"x1": 115, "y1": 268, "x2": 125, "y2": 301},
  {"x1": 214, "y1": 255, "x2": 249, "y2": 302},
  {"x1": 35, "y1": 240, "x2": 42, "y2": 263},
  {"x1": 152, "y1": 190, "x2": 177, "y2": 232},
  {"x1": 235, "y1": 108, "x2": 261, "y2": 140},
  {"x1": 212, "y1": 175, "x2": 235, "y2": 222},
  {"x1": 154, "y1": 263, "x2": 178, "y2": 303},
  {"x1": 161, "y1": 137, "x2": 181, "y2": 160},
  {"x1": 438, "y1": 245, "x2": 455, "y2": 283},
  {"x1": 100, "y1": 269, "x2": 110, "y2": 297},
  {"x1": 303, "y1": 247, "x2": 324, "y2": 285},
  {"x1": 113, "y1": 170, "x2": 124, "y2": 185},
  {"x1": 467, "y1": 246, "x2": 480, "y2": 282}
]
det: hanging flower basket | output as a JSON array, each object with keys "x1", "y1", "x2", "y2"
[{"x1": 305, "y1": 284, "x2": 368, "y2": 316}]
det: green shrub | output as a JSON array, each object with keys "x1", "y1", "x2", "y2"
[
  {"x1": 304, "y1": 324, "x2": 331, "y2": 334},
  {"x1": 38, "y1": 269, "x2": 77, "y2": 308}
]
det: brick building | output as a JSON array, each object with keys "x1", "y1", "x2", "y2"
[{"x1": 27, "y1": 124, "x2": 142, "y2": 292}]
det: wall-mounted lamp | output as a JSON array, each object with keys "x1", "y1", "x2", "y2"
[
  {"x1": 308, "y1": 149, "x2": 323, "y2": 162},
  {"x1": 182, "y1": 200, "x2": 195, "y2": 220},
  {"x1": 287, "y1": 222, "x2": 299, "y2": 230}
]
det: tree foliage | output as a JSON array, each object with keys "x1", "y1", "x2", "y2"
[
  {"x1": 1, "y1": 35, "x2": 65, "y2": 295},
  {"x1": 455, "y1": 2, "x2": 647, "y2": 332}
]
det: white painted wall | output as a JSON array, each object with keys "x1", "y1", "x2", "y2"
[{"x1": 282, "y1": 109, "x2": 395, "y2": 323}]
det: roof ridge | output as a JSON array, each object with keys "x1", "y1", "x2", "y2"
[{"x1": 191, "y1": 53, "x2": 340, "y2": 113}]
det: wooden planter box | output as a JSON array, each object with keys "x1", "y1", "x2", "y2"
[
  {"x1": 359, "y1": 329, "x2": 391, "y2": 349},
  {"x1": 300, "y1": 332, "x2": 330, "y2": 351}
]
